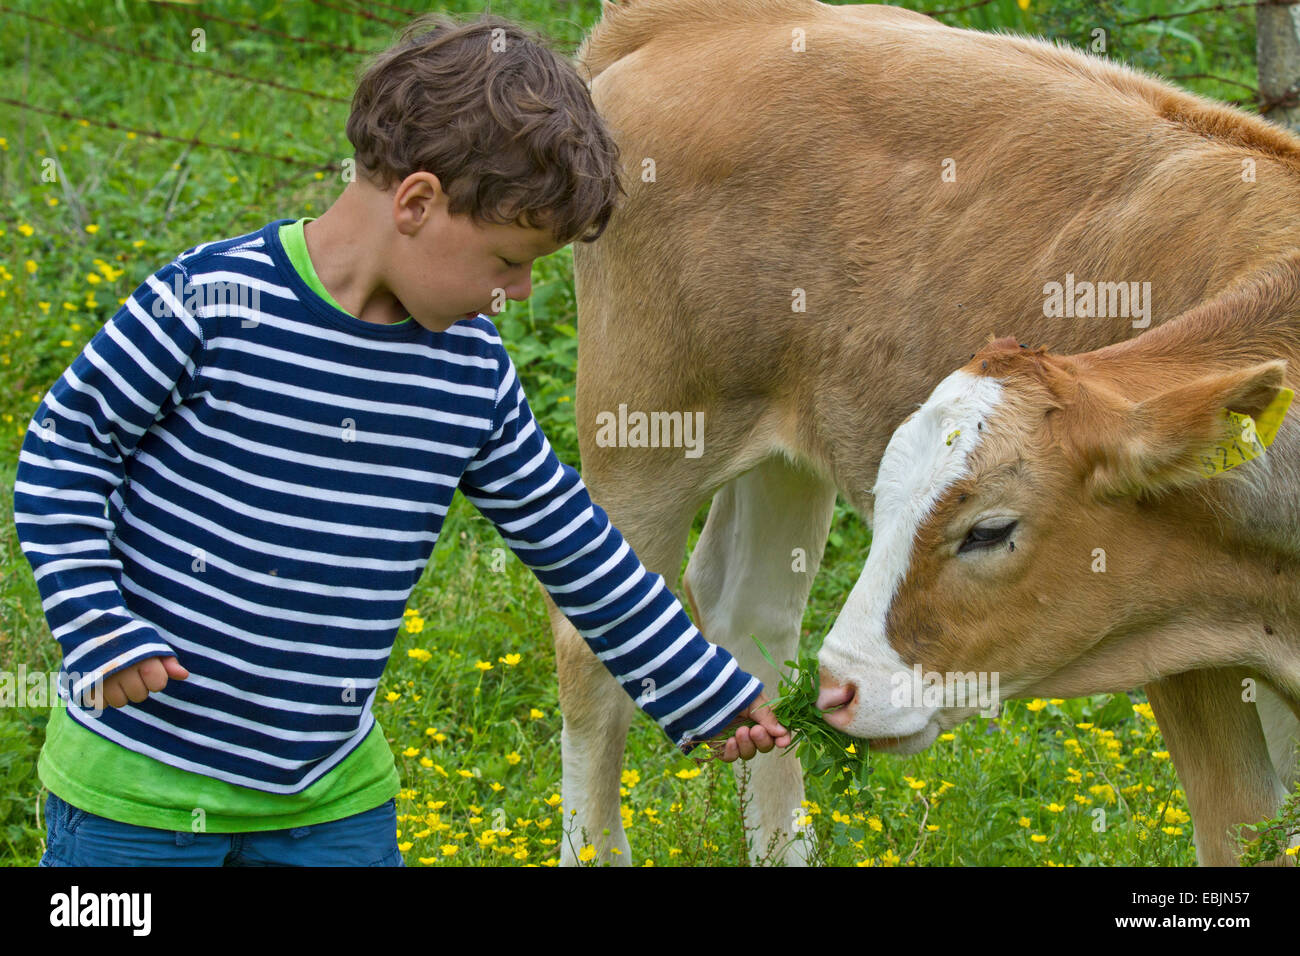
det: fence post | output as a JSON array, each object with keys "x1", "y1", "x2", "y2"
[{"x1": 1259, "y1": 1, "x2": 1300, "y2": 131}]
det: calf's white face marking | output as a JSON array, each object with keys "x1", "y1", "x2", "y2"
[{"x1": 820, "y1": 368, "x2": 1005, "y2": 746}]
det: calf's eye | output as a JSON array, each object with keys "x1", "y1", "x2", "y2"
[{"x1": 958, "y1": 520, "x2": 1018, "y2": 555}]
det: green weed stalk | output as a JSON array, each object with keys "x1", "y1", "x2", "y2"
[{"x1": 751, "y1": 636, "x2": 873, "y2": 801}]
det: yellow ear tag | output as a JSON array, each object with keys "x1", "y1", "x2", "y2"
[
  {"x1": 1200, "y1": 386, "x2": 1293, "y2": 478},
  {"x1": 945, "y1": 429, "x2": 961, "y2": 446}
]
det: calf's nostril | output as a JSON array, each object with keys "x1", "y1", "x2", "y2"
[{"x1": 816, "y1": 680, "x2": 857, "y2": 713}]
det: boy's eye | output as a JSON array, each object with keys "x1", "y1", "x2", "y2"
[{"x1": 500, "y1": 257, "x2": 521, "y2": 268}]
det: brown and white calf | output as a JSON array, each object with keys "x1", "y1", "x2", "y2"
[
  {"x1": 551, "y1": 0, "x2": 1300, "y2": 865},
  {"x1": 817, "y1": 257, "x2": 1300, "y2": 865}
]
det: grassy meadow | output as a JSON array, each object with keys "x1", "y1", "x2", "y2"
[{"x1": 0, "y1": 0, "x2": 1276, "y2": 866}]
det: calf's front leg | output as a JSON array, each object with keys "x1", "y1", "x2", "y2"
[{"x1": 1144, "y1": 667, "x2": 1292, "y2": 866}]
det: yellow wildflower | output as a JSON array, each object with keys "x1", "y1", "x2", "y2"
[{"x1": 1088, "y1": 783, "x2": 1116, "y2": 804}]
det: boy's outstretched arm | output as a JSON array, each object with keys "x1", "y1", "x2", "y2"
[{"x1": 457, "y1": 337, "x2": 787, "y2": 761}]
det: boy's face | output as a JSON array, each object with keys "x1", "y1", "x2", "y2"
[{"x1": 383, "y1": 171, "x2": 567, "y2": 333}]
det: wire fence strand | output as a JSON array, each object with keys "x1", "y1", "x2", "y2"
[
  {"x1": 1, "y1": 6, "x2": 350, "y2": 104},
  {"x1": 156, "y1": 6, "x2": 378, "y2": 57},
  {"x1": 0, "y1": 0, "x2": 1286, "y2": 199},
  {"x1": 0, "y1": 96, "x2": 340, "y2": 171},
  {"x1": 305, "y1": 0, "x2": 406, "y2": 30},
  {"x1": 1117, "y1": 0, "x2": 1300, "y2": 27}
]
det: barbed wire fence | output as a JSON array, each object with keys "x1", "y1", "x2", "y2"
[
  {"x1": 0, "y1": 0, "x2": 1288, "y2": 233},
  {"x1": 0, "y1": 1, "x2": 382, "y2": 234}
]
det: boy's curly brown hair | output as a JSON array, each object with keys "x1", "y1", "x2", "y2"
[{"x1": 346, "y1": 12, "x2": 625, "y2": 246}]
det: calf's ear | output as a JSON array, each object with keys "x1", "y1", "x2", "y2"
[{"x1": 1083, "y1": 360, "x2": 1289, "y2": 501}]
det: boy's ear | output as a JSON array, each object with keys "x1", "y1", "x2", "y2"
[{"x1": 1082, "y1": 359, "x2": 1290, "y2": 501}]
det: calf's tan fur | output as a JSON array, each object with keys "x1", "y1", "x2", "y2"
[{"x1": 548, "y1": 0, "x2": 1300, "y2": 864}]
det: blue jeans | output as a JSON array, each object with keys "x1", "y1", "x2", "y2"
[{"x1": 38, "y1": 791, "x2": 405, "y2": 867}]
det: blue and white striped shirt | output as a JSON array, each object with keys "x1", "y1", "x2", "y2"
[{"x1": 12, "y1": 219, "x2": 762, "y2": 793}]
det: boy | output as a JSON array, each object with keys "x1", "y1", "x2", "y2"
[{"x1": 12, "y1": 12, "x2": 788, "y2": 866}]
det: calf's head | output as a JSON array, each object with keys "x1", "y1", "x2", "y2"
[{"x1": 816, "y1": 335, "x2": 1290, "y2": 752}]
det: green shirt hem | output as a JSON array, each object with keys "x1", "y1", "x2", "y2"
[{"x1": 38, "y1": 704, "x2": 401, "y2": 833}]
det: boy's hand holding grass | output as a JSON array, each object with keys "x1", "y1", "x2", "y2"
[
  {"x1": 84, "y1": 656, "x2": 189, "y2": 710},
  {"x1": 701, "y1": 637, "x2": 874, "y2": 793},
  {"x1": 697, "y1": 692, "x2": 792, "y2": 762}
]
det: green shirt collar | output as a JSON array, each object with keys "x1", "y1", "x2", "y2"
[{"x1": 278, "y1": 218, "x2": 412, "y2": 325}]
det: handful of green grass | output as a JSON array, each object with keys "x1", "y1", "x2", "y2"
[{"x1": 752, "y1": 636, "x2": 873, "y2": 797}]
